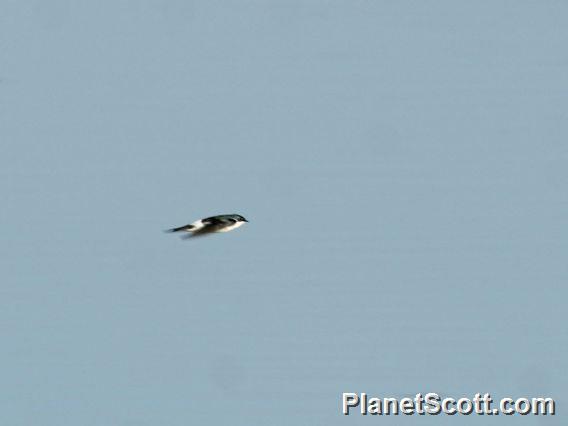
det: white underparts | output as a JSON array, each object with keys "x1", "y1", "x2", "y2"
[
  {"x1": 217, "y1": 221, "x2": 244, "y2": 232},
  {"x1": 187, "y1": 220, "x2": 244, "y2": 233}
]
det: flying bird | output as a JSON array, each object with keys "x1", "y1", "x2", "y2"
[{"x1": 166, "y1": 214, "x2": 248, "y2": 238}]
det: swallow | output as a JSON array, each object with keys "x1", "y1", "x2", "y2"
[{"x1": 166, "y1": 214, "x2": 248, "y2": 237}]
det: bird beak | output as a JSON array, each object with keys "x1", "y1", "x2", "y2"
[{"x1": 244, "y1": 218, "x2": 249, "y2": 222}]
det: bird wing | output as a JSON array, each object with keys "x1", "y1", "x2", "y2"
[
  {"x1": 202, "y1": 216, "x2": 237, "y2": 226},
  {"x1": 183, "y1": 216, "x2": 237, "y2": 236}
]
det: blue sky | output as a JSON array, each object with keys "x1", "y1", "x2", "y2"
[{"x1": 1, "y1": 1, "x2": 567, "y2": 425}]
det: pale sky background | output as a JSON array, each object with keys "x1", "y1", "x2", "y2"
[{"x1": 1, "y1": 1, "x2": 567, "y2": 425}]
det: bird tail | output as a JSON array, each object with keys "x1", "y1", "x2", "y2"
[{"x1": 166, "y1": 224, "x2": 195, "y2": 233}]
